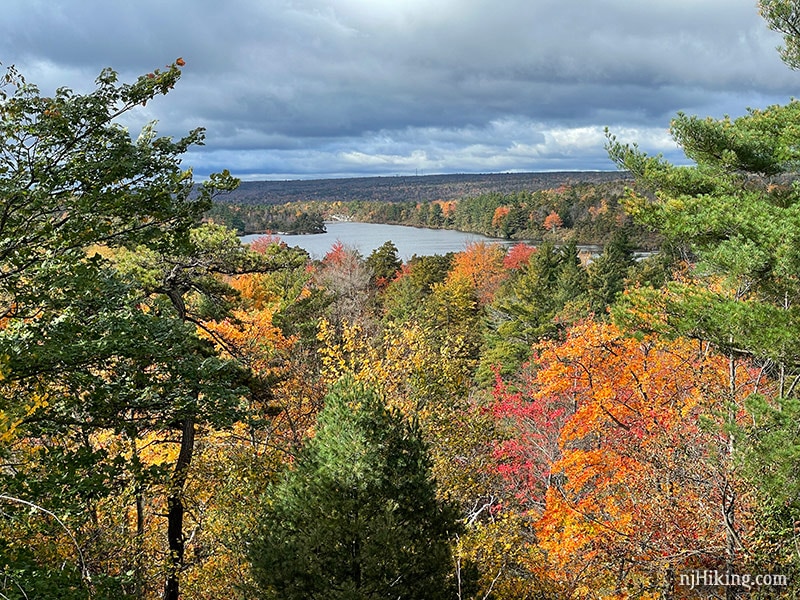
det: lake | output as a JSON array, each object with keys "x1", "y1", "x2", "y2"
[{"x1": 240, "y1": 222, "x2": 521, "y2": 260}]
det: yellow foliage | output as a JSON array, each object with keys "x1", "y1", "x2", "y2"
[{"x1": 0, "y1": 392, "x2": 47, "y2": 443}]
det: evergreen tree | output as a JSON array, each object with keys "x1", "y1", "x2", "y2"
[
  {"x1": 479, "y1": 241, "x2": 589, "y2": 382},
  {"x1": 553, "y1": 239, "x2": 589, "y2": 310},
  {"x1": 495, "y1": 241, "x2": 562, "y2": 344},
  {"x1": 365, "y1": 240, "x2": 402, "y2": 287},
  {"x1": 605, "y1": 26, "x2": 800, "y2": 586},
  {"x1": 586, "y1": 228, "x2": 635, "y2": 316},
  {"x1": 249, "y1": 379, "x2": 459, "y2": 600},
  {"x1": 382, "y1": 254, "x2": 454, "y2": 323},
  {"x1": 759, "y1": 0, "x2": 800, "y2": 70}
]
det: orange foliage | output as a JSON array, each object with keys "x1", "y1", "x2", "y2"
[
  {"x1": 492, "y1": 206, "x2": 511, "y2": 228},
  {"x1": 447, "y1": 242, "x2": 507, "y2": 304},
  {"x1": 433, "y1": 199, "x2": 457, "y2": 217},
  {"x1": 588, "y1": 199, "x2": 609, "y2": 218},
  {"x1": 202, "y1": 277, "x2": 324, "y2": 449},
  {"x1": 228, "y1": 272, "x2": 287, "y2": 310},
  {"x1": 323, "y1": 239, "x2": 349, "y2": 266},
  {"x1": 179, "y1": 282, "x2": 327, "y2": 596},
  {"x1": 495, "y1": 320, "x2": 758, "y2": 596},
  {"x1": 391, "y1": 262, "x2": 413, "y2": 282},
  {"x1": 542, "y1": 211, "x2": 563, "y2": 232},
  {"x1": 202, "y1": 307, "x2": 295, "y2": 378}
]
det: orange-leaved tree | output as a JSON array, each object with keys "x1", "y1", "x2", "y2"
[
  {"x1": 447, "y1": 241, "x2": 507, "y2": 305},
  {"x1": 493, "y1": 319, "x2": 759, "y2": 598},
  {"x1": 542, "y1": 211, "x2": 563, "y2": 233}
]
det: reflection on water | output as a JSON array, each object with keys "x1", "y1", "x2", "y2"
[{"x1": 240, "y1": 222, "x2": 520, "y2": 260}]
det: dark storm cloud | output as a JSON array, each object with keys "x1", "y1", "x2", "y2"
[{"x1": 0, "y1": 0, "x2": 795, "y2": 179}]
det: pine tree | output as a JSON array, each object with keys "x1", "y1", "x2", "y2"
[
  {"x1": 604, "y1": 22, "x2": 800, "y2": 587},
  {"x1": 586, "y1": 229, "x2": 635, "y2": 316},
  {"x1": 249, "y1": 378, "x2": 459, "y2": 600},
  {"x1": 365, "y1": 240, "x2": 402, "y2": 287},
  {"x1": 553, "y1": 239, "x2": 588, "y2": 310}
]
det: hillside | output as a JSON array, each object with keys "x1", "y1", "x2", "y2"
[
  {"x1": 206, "y1": 170, "x2": 654, "y2": 246},
  {"x1": 217, "y1": 171, "x2": 631, "y2": 205}
]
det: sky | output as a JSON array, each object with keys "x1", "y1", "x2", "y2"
[{"x1": 1, "y1": 0, "x2": 798, "y2": 181}]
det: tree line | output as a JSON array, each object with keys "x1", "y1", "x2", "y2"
[{"x1": 206, "y1": 179, "x2": 662, "y2": 249}]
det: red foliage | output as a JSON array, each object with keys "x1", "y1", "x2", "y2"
[
  {"x1": 492, "y1": 319, "x2": 761, "y2": 591},
  {"x1": 323, "y1": 240, "x2": 349, "y2": 266},
  {"x1": 502, "y1": 243, "x2": 536, "y2": 270},
  {"x1": 491, "y1": 363, "x2": 573, "y2": 509},
  {"x1": 249, "y1": 233, "x2": 284, "y2": 254},
  {"x1": 392, "y1": 263, "x2": 413, "y2": 282}
]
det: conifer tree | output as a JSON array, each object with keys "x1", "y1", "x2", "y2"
[
  {"x1": 365, "y1": 240, "x2": 402, "y2": 287},
  {"x1": 586, "y1": 229, "x2": 635, "y2": 316},
  {"x1": 553, "y1": 239, "x2": 589, "y2": 312},
  {"x1": 249, "y1": 379, "x2": 459, "y2": 600},
  {"x1": 605, "y1": 11, "x2": 800, "y2": 583}
]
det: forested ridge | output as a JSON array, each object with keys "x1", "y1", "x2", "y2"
[
  {"x1": 206, "y1": 177, "x2": 662, "y2": 249},
  {"x1": 4, "y1": 3, "x2": 800, "y2": 599},
  {"x1": 213, "y1": 171, "x2": 629, "y2": 205}
]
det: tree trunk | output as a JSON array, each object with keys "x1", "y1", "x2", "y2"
[
  {"x1": 135, "y1": 487, "x2": 145, "y2": 599},
  {"x1": 163, "y1": 416, "x2": 196, "y2": 600},
  {"x1": 725, "y1": 351, "x2": 738, "y2": 600}
]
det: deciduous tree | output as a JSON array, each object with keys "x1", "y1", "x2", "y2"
[
  {"x1": 493, "y1": 320, "x2": 757, "y2": 597},
  {"x1": 447, "y1": 241, "x2": 507, "y2": 305},
  {"x1": 606, "y1": 70, "x2": 800, "y2": 590},
  {"x1": 0, "y1": 62, "x2": 291, "y2": 600}
]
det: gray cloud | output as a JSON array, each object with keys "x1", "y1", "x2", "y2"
[{"x1": 1, "y1": 0, "x2": 796, "y2": 179}]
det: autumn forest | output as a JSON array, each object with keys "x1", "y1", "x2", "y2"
[{"x1": 4, "y1": 4, "x2": 800, "y2": 600}]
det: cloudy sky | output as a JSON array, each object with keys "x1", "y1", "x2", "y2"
[{"x1": 1, "y1": 0, "x2": 798, "y2": 180}]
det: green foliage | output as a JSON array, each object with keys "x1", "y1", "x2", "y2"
[
  {"x1": 607, "y1": 49, "x2": 800, "y2": 590},
  {"x1": 586, "y1": 228, "x2": 635, "y2": 316},
  {"x1": 481, "y1": 242, "x2": 561, "y2": 376},
  {"x1": 0, "y1": 61, "x2": 229, "y2": 318},
  {"x1": 382, "y1": 253, "x2": 454, "y2": 322},
  {"x1": 479, "y1": 240, "x2": 589, "y2": 383},
  {"x1": 207, "y1": 202, "x2": 326, "y2": 234},
  {"x1": 116, "y1": 221, "x2": 302, "y2": 321},
  {"x1": 205, "y1": 177, "x2": 659, "y2": 247},
  {"x1": 422, "y1": 277, "x2": 484, "y2": 370},
  {"x1": 737, "y1": 394, "x2": 800, "y2": 593},
  {"x1": 760, "y1": 0, "x2": 800, "y2": 70},
  {"x1": 740, "y1": 394, "x2": 800, "y2": 506},
  {"x1": 607, "y1": 102, "x2": 800, "y2": 366},
  {"x1": 249, "y1": 378, "x2": 460, "y2": 600},
  {"x1": 365, "y1": 240, "x2": 402, "y2": 286},
  {"x1": 0, "y1": 62, "x2": 277, "y2": 599}
]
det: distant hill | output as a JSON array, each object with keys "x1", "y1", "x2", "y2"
[{"x1": 215, "y1": 171, "x2": 631, "y2": 205}]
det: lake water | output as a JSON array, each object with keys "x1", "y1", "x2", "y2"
[{"x1": 240, "y1": 222, "x2": 519, "y2": 260}]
